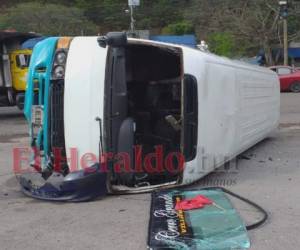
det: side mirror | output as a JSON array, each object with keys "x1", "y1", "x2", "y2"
[{"x1": 98, "y1": 32, "x2": 128, "y2": 48}]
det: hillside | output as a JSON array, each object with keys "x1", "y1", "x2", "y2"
[{"x1": 1, "y1": 0, "x2": 300, "y2": 60}]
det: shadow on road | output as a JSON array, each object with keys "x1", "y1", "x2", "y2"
[{"x1": 0, "y1": 109, "x2": 24, "y2": 120}]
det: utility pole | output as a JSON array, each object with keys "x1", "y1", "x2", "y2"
[
  {"x1": 130, "y1": 4, "x2": 135, "y2": 33},
  {"x1": 279, "y1": 1, "x2": 289, "y2": 65},
  {"x1": 283, "y1": 18, "x2": 288, "y2": 65},
  {"x1": 128, "y1": 0, "x2": 140, "y2": 35}
]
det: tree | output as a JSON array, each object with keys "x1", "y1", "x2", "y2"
[
  {"x1": 184, "y1": 0, "x2": 300, "y2": 64},
  {"x1": 208, "y1": 32, "x2": 236, "y2": 57},
  {"x1": 0, "y1": 2, "x2": 98, "y2": 36},
  {"x1": 73, "y1": 0, "x2": 190, "y2": 33},
  {"x1": 137, "y1": 0, "x2": 188, "y2": 30},
  {"x1": 226, "y1": 0, "x2": 281, "y2": 65},
  {"x1": 162, "y1": 21, "x2": 194, "y2": 35},
  {"x1": 74, "y1": 0, "x2": 130, "y2": 33},
  {"x1": 1, "y1": 0, "x2": 300, "y2": 61}
]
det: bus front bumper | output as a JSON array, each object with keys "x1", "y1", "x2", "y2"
[{"x1": 18, "y1": 164, "x2": 108, "y2": 202}]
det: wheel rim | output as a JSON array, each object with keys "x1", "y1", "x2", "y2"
[{"x1": 291, "y1": 83, "x2": 300, "y2": 92}]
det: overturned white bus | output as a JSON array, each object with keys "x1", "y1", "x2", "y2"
[{"x1": 20, "y1": 33, "x2": 280, "y2": 201}]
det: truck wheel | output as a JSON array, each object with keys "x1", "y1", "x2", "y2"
[{"x1": 290, "y1": 81, "x2": 300, "y2": 93}]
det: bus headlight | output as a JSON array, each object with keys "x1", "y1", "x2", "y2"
[
  {"x1": 51, "y1": 37, "x2": 73, "y2": 80},
  {"x1": 53, "y1": 65, "x2": 65, "y2": 79},
  {"x1": 55, "y1": 51, "x2": 67, "y2": 65}
]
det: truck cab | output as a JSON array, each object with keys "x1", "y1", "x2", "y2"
[
  {"x1": 9, "y1": 48, "x2": 32, "y2": 108},
  {"x1": 0, "y1": 31, "x2": 39, "y2": 109}
]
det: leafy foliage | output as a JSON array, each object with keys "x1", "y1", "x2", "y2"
[
  {"x1": 208, "y1": 33, "x2": 236, "y2": 57},
  {"x1": 1, "y1": 0, "x2": 300, "y2": 61},
  {"x1": 0, "y1": 2, "x2": 98, "y2": 35},
  {"x1": 162, "y1": 21, "x2": 194, "y2": 35}
]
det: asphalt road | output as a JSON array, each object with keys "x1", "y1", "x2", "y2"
[{"x1": 0, "y1": 93, "x2": 299, "y2": 250}]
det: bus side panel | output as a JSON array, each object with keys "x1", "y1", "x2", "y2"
[
  {"x1": 181, "y1": 48, "x2": 280, "y2": 184},
  {"x1": 185, "y1": 61, "x2": 238, "y2": 183},
  {"x1": 236, "y1": 69, "x2": 280, "y2": 152},
  {"x1": 201, "y1": 62, "x2": 237, "y2": 163}
]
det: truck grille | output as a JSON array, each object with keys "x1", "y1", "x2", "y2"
[{"x1": 49, "y1": 80, "x2": 65, "y2": 152}]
